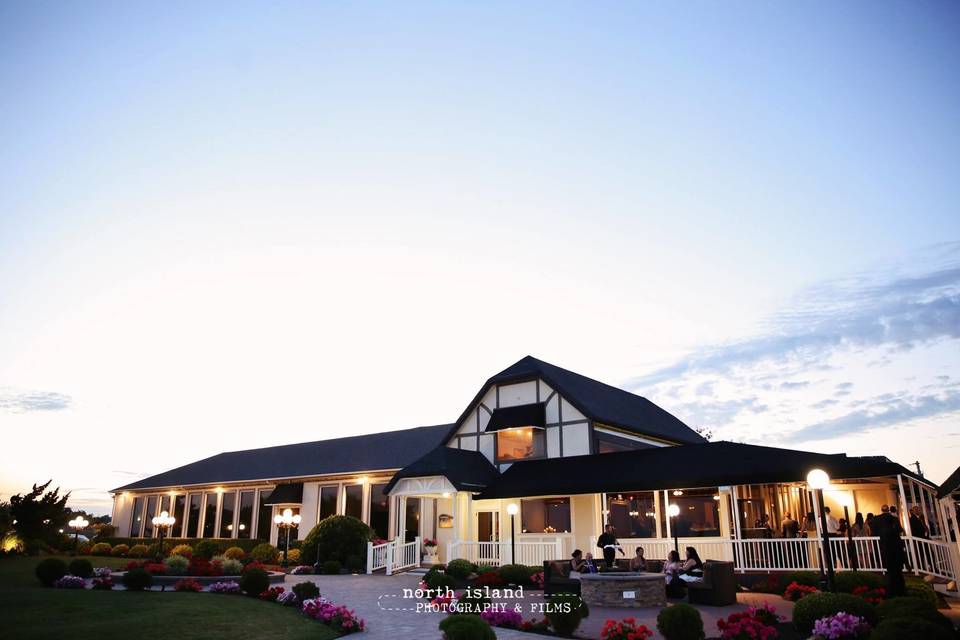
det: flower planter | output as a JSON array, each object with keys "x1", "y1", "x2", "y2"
[{"x1": 423, "y1": 550, "x2": 439, "y2": 565}]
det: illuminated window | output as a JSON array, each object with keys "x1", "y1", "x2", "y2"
[
  {"x1": 606, "y1": 492, "x2": 657, "y2": 538},
  {"x1": 496, "y1": 427, "x2": 545, "y2": 462},
  {"x1": 521, "y1": 498, "x2": 571, "y2": 533}
]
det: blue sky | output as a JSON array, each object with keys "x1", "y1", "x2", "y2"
[{"x1": 1, "y1": 1, "x2": 958, "y2": 513}]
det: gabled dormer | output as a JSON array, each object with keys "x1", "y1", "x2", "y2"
[{"x1": 445, "y1": 356, "x2": 705, "y2": 468}]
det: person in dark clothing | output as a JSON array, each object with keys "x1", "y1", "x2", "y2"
[
  {"x1": 872, "y1": 504, "x2": 905, "y2": 597},
  {"x1": 780, "y1": 512, "x2": 799, "y2": 538},
  {"x1": 597, "y1": 524, "x2": 625, "y2": 569},
  {"x1": 909, "y1": 506, "x2": 929, "y2": 539}
]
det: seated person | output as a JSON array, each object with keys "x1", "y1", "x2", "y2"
[
  {"x1": 570, "y1": 549, "x2": 586, "y2": 576},
  {"x1": 582, "y1": 552, "x2": 599, "y2": 574},
  {"x1": 628, "y1": 546, "x2": 646, "y2": 572},
  {"x1": 662, "y1": 550, "x2": 686, "y2": 598},
  {"x1": 681, "y1": 546, "x2": 703, "y2": 578}
]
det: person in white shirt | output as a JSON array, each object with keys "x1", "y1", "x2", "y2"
[{"x1": 824, "y1": 506, "x2": 840, "y2": 534}]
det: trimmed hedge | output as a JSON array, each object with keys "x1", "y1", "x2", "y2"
[
  {"x1": 792, "y1": 592, "x2": 877, "y2": 635},
  {"x1": 250, "y1": 543, "x2": 279, "y2": 563},
  {"x1": 545, "y1": 592, "x2": 589, "y2": 637},
  {"x1": 123, "y1": 567, "x2": 153, "y2": 591},
  {"x1": 292, "y1": 581, "x2": 320, "y2": 601},
  {"x1": 445, "y1": 559, "x2": 474, "y2": 580},
  {"x1": 876, "y1": 597, "x2": 952, "y2": 630},
  {"x1": 68, "y1": 558, "x2": 94, "y2": 579},
  {"x1": 301, "y1": 516, "x2": 371, "y2": 566},
  {"x1": 239, "y1": 567, "x2": 269, "y2": 596},
  {"x1": 35, "y1": 558, "x2": 67, "y2": 587},
  {"x1": 321, "y1": 560, "x2": 342, "y2": 575},
  {"x1": 439, "y1": 615, "x2": 496, "y2": 640},
  {"x1": 193, "y1": 540, "x2": 220, "y2": 560},
  {"x1": 90, "y1": 542, "x2": 112, "y2": 556},
  {"x1": 110, "y1": 544, "x2": 130, "y2": 557},
  {"x1": 833, "y1": 570, "x2": 883, "y2": 593},
  {"x1": 905, "y1": 578, "x2": 939, "y2": 609},
  {"x1": 870, "y1": 618, "x2": 954, "y2": 640},
  {"x1": 100, "y1": 538, "x2": 268, "y2": 553},
  {"x1": 498, "y1": 564, "x2": 532, "y2": 586},
  {"x1": 656, "y1": 603, "x2": 705, "y2": 640}
]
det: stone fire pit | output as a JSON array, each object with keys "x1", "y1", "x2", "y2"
[{"x1": 579, "y1": 572, "x2": 666, "y2": 608}]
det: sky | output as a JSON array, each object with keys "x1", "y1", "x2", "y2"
[{"x1": 1, "y1": 1, "x2": 958, "y2": 515}]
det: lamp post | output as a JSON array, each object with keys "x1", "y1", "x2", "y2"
[
  {"x1": 806, "y1": 469, "x2": 835, "y2": 592},
  {"x1": 151, "y1": 511, "x2": 175, "y2": 561},
  {"x1": 68, "y1": 516, "x2": 88, "y2": 556},
  {"x1": 506, "y1": 503, "x2": 519, "y2": 565},
  {"x1": 274, "y1": 508, "x2": 302, "y2": 567},
  {"x1": 667, "y1": 504, "x2": 680, "y2": 555}
]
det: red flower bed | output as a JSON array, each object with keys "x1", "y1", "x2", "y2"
[
  {"x1": 852, "y1": 585, "x2": 885, "y2": 605},
  {"x1": 260, "y1": 586, "x2": 285, "y2": 601},
  {"x1": 601, "y1": 617, "x2": 654, "y2": 640},
  {"x1": 143, "y1": 562, "x2": 167, "y2": 575},
  {"x1": 174, "y1": 579, "x2": 203, "y2": 592},
  {"x1": 716, "y1": 605, "x2": 780, "y2": 640},
  {"x1": 783, "y1": 581, "x2": 819, "y2": 601},
  {"x1": 187, "y1": 557, "x2": 224, "y2": 577},
  {"x1": 472, "y1": 570, "x2": 506, "y2": 587}
]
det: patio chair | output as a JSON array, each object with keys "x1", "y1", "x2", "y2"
[
  {"x1": 542, "y1": 560, "x2": 581, "y2": 596},
  {"x1": 686, "y1": 560, "x2": 737, "y2": 606}
]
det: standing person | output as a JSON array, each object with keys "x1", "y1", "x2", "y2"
[
  {"x1": 872, "y1": 504, "x2": 905, "y2": 596},
  {"x1": 597, "y1": 524, "x2": 625, "y2": 569},
  {"x1": 851, "y1": 513, "x2": 866, "y2": 537},
  {"x1": 909, "y1": 506, "x2": 929, "y2": 539},
  {"x1": 864, "y1": 513, "x2": 875, "y2": 536},
  {"x1": 781, "y1": 512, "x2": 799, "y2": 538},
  {"x1": 823, "y1": 507, "x2": 840, "y2": 534}
]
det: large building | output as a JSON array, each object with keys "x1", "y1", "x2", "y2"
[{"x1": 111, "y1": 356, "x2": 959, "y2": 580}]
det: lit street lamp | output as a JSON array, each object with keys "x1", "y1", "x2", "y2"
[
  {"x1": 151, "y1": 511, "x2": 175, "y2": 561},
  {"x1": 506, "y1": 503, "x2": 519, "y2": 565},
  {"x1": 274, "y1": 508, "x2": 302, "y2": 567},
  {"x1": 807, "y1": 468, "x2": 835, "y2": 592},
  {"x1": 667, "y1": 504, "x2": 680, "y2": 555},
  {"x1": 68, "y1": 516, "x2": 89, "y2": 556}
]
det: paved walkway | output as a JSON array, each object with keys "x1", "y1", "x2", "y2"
[{"x1": 286, "y1": 573, "x2": 799, "y2": 640}]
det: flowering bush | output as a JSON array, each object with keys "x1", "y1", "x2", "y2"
[
  {"x1": 521, "y1": 617, "x2": 551, "y2": 633},
  {"x1": 169, "y1": 544, "x2": 194, "y2": 558},
  {"x1": 187, "y1": 556, "x2": 224, "y2": 577},
  {"x1": 851, "y1": 585, "x2": 885, "y2": 605},
  {"x1": 164, "y1": 554, "x2": 190, "y2": 576},
  {"x1": 277, "y1": 591, "x2": 300, "y2": 606},
  {"x1": 260, "y1": 586, "x2": 285, "y2": 601},
  {"x1": 212, "y1": 555, "x2": 243, "y2": 575},
  {"x1": 243, "y1": 561, "x2": 268, "y2": 573},
  {"x1": 784, "y1": 581, "x2": 819, "y2": 601},
  {"x1": 529, "y1": 571, "x2": 544, "y2": 589},
  {"x1": 91, "y1": 576, "x2": 114, "y2": 590},
  {"x1": 812, "y1": 612, "x2": 871, "y2": 639},
  {"x1": 291, "y1": 565, "x2": 314, "y2": 575},
  {"x1": 716, "y1": 606, "x2": 780, "y2": 640},
  {"x1": 174, "y1": 579, "x2": 204, "y2": 592},
  {"x1": 127, "y1": 544, "x2": 148, "y2": 558},
  {"x1": 480, "y1": 609, "x2": 523, "y2": 630},
  {"x1": 208, "y1": 580, "x2": 242, "y2": 594},
  {"x1": 472, "y1": 571, "x2": 506, "y2": 588},
  {"x1": 223, "y1": 546, "x2": 246, "y2": 560},
  {"x1": 302, "y1": 598, "x2": 365, "y2": 634},
  {"x1": 430, "y1": 591, "x2": 455, "y2": 612},
  {"x1": 601, "y1": 618, "x2": 654, "y2": 640},
  {"x1": 111, "y1": 544, "x2": 130, "y2": 557},
  {"x1": 90, "y1": 542, "x2": 112, "y2": 556},
  {"x1": 143, "y1": 562, "x2": 167, "y2": 575},
  {"x1": 423, "y1": 537, "x2": 438, "y2": 547},
  {"x1": 53, "y1": 575, "x2": 86, "y2": 589},
  {"x1": 93, "y1": 567, "x2": 113, "y2": 578}
]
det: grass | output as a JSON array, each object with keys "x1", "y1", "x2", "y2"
[{"x1": 0, "y1": 555, "x2": 339, "y2": 640}]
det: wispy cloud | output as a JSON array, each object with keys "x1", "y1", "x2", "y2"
[
  {"x1": 631, "y1": 243, "x2": 960, "y2": 388},
  {"x1": 0, "y1": 389, "x2": 72, "y2": 413},
  {"x1": 784, "y1": 387, "x2": 960, "y2": 443}
]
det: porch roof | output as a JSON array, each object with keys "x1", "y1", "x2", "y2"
[
  {"x1": 261, "y1": 482, "x2": 303, "y2": 505},
  {"x1": 938, "y1": 464, "x2": 960, "y2": 499},
  {"x1": 476, "y1": 441, "x2": 923, "y2": 499},
  {"x1": 383, "y1": 446, "x2": 499, "y2": 494}
]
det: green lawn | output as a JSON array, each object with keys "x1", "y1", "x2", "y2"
[{"x1": 0, "y1": 556, "x2": 339, "y2": 640}]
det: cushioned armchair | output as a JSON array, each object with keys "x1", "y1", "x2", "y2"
[
  {"x1": 687, "y1": 560, "x2": 737, "y2": 606},
  {"x1": 542, "y1": 560, "x2": 581, "y2": 596}
]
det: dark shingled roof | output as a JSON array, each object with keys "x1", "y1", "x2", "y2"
[
  {"x1": 261, "y1": 483, "x2": 304, "y2": 505},
  {"x1": 383, "y1": 446, "x2": 499, "y2": 494},
  {"x1": 112, "y1": 424, "x2": 453, "y2": 492},
  {"x1": 477, "y1": 441, "x2": 926, "y2": 499},
  {"x1": 452, "y1": 356, "x2": 705, "y2": 445},
  {"x1": 938, "y1": 464, "x2": 960, "y2": 499}
]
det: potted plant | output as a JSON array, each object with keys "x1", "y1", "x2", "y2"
[{"x1": 422, "y1": 538, "x2": 439, "y2": 564}]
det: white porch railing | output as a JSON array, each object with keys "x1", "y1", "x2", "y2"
[
  {"x1": 590, "y1": 535, "x2": 956, "y2": 580},
  {"x1": 446, "y1": 539, "x2": 563, "y2": 566},
  {"x1": 366, "y1": 537, "x2": 421, "y2": 575}
]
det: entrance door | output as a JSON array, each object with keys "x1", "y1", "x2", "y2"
[{"x1": 477, "y1": 511, "x2": 500, "y2": 564}]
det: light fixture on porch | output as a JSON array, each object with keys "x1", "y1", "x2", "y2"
[
  {"x1": 806, "y1": 468, "x2": 835, "y2": 592},
  {"x1": 673, "y1": 490, "x2": 684, "y2": 496},
  {"x1": 274, "y1": 508, "x2": 302, "y2": 567},
  {"x1": 68, "y1": 515, "x2": 88, "y2": 556},
  {"x1": 667, "y1": 503, "x2": 680, "y2": 554},
  {"x1": 506, "y1": 503, "x2": 519, "y2": 565},
  {"x1": 151, "y1": 511, "x2": 175, "y2": 561}
]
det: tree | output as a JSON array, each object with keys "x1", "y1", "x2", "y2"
[
  {"x1": 9, "y1": 481, "x2": 70, "y2": 554},
  {"x1": 694, "y1": 426, "x2": 714, "y2": 441}
]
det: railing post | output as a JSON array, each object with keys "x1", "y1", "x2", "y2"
[
  {"x1": 386, "y1": 540, "x2": 394, "y2": 576},
  {"x1": 366, "y1": 541, "x2": 373, "y2": 574},
  {"x1": 555, "y1": 538, "x2": 562, "y2": 562},
  {"x1": 447, "y1": 540, "x2": 454, "y2": 564},
  {"x1": 415, "y1": 536, "x2": 421, "y2": 568}
]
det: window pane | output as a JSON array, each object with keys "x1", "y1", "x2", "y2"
[
  {"x1": 159, "y1": 495, "x2": 170, "y2": 516},
  {"x1": 129, "y1": 497, "x2": 144, "y2": 537},
  {"x1": 143, "y1": 496, "x2": 158, "y2": 537},
  {"x1": 219, "y1": 491, "x2": 236, "y2": 538},
  {"x1": 237, "y1": 491, "x2": 254, "y2": 539},
  {"x1": 606, "y1": 492, "x2": 657, "y2": 538},
  {"x1": 319, "y1": 486, "x2": 339, "y2": 521},
  {"x1": 203, "y1": 493, "x2": 218, "y2": 538},
  {"x1": 369, "y1": 483, "x2": 389, "y2": 540},
  {"x1": 497, "y1": 428, "x2": 545, "y2": 461},
  {"x1": 186, "y1": 494, "x2": 202, "y2": 537},
  {"x1": 670, "y1": 489, "x2": 721, "y2": 537},
  {"x1": 521, "y1": 498, "x2": 571, "y2": 533},
  {"x1": 257, "y1": 491, "x2": 273, "y2": 541},
  {"x1": 345, "y1": 484, "x2": 363, "y2": 519},
  {"x1": 173, "y1": 495, "x2": 186, "y2": 537}
]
